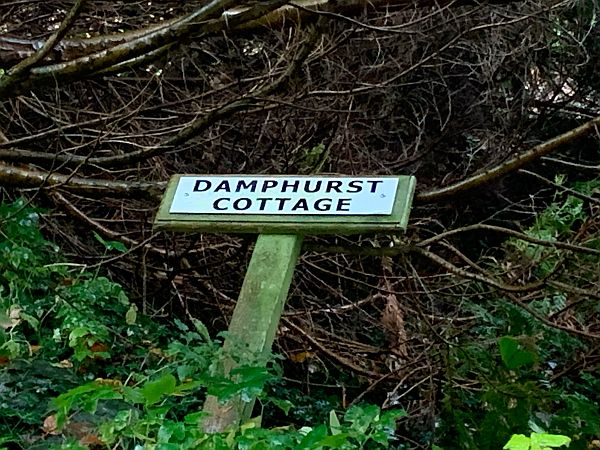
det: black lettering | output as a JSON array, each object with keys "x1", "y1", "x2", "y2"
[
  {"x1": 282, "y1": 179, "x2": 300, "y2": 193},
  {"x1": 291, "y1": 199, "x2": 309, "y2": 211},
  {"x1": 193, "y1": 180, "x2": 211, "y2": 192},
  {"x1": 367, "y1": 180, "x2": 383, "y2": 193},
  {"x1": 304, "y1": 180, "x2": 322, "y2": 193},
  {"x1": 275, "y1": 198, "x2": 291, "y2": 210},
  {"x1": 336, "y1": 198, "x2": 351, "y2": 212},
  {"x1": 314, "y1": 198, "x2": 332, "y2": 211},
  {"x1": 233, "y1": 198, "x2": 251, "y2": 210},
  {"x1": 213, "y1": 198, "x2": 229, "y2": 210},
  {"x1": 262, "y1": 180, "x2": 278, "y2": 192},
  {"x1": 326, "y1": 180, "x2": 342, "y2": 193},
  {"x1": 214, "y1": 180, "x2": 231, "y2": 192},
  {"x1": 347, "y1": 180, "x2": 363, "y2": 193},
  {"x1": 236, "y1": 180, "x2": 257, "y2": 192},
  {"x1": 256, "y1": 198, "x2": 272, "y2": 210}
]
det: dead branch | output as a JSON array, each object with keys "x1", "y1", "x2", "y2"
[
  {"x1": 0, "y1": 162, "x2": 163, "y2": 199},
  {"x1": 417, "y1": 224, "x2": 600, "y2": 257},
  {"x1": 416, "y1": 114, "x2": 600, "y2": 203},
  {"x1": 0, "y1": 0, "x2": 288, "y2": 97},
  {"x1": 0, "y1": 22, "x2": 318, "y2": 168}
]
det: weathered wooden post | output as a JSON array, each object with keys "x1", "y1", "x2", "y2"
[{"x1": 154, "y1": 175, "x2": 416, "y2": 432}]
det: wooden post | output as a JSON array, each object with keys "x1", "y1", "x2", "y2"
[{"x1": 201, "y1": 233, "x2": 303, "y2": 433}]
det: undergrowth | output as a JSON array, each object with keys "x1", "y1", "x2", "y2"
[
  {"x1": 437, "y1": 179, "x2": 600, "y2": 449},
  {"x1": 0, "y1": 200, "x2": 405, "y2": 449},
  {"x1": 0, "y1": 179, "x2": 598, "y2": 449}
]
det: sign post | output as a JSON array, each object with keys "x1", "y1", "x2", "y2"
[{"x1": 154, "y1": 175, "x2": 416, "y2": 432}]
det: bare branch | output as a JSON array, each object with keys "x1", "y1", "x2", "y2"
[
  {"x1": 416, "y1": 114, "x2": 600, "y2": 203},
  {"x1": 0, "y1": 162, "x2": 163, "y2": 199},
  {"x1": 1, "y1": 0, "x2": 86, "y2": 82},
  {"x1": 0, "y1": 0, "x2": 287, "y2": 97}
]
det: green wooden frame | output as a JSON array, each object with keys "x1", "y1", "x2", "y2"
[{"x1": 154, "y1": 175, "x2": 416, "y2": 234}]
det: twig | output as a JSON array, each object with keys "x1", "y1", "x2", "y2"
[
  {"x1": 519, "y1": 169, "x2": 600, "y2": 206},
  {"x1": 417, "y1": 223, "x2": 600, "y2": 257},
  {"x1": 282, "y1": 318, "x2": 383, "y2": 378}
]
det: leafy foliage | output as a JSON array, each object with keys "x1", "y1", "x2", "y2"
[
  {"x1": 503, "y1": 432, "x2": 571, "y2": 450},
  {"x1": 436, "y1": 180, "x2": 600, "y2": 450},
  {"x1": 1, "y1": 180, "x2": 598, "y2": 449},
  {"x1": 0, "y1": 200, "x2": 406, "y2": 449}
]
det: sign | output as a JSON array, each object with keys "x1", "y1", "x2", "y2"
[
  {"x1": 153, "y1": 173, "x2": 416, "y2": 432},
  {"x1": 169, "y1": 176, "x2": 399, "y2": 216},
  {"x1": 155, "y1": 174, "x2": 416, "y2": 235}
]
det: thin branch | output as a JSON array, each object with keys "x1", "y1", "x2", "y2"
[
  {"x1": 0, "y1": 0, "x2": 286, "y2": 98},
  {"x1": 505, "y1": 292, "x2": 600, "y2": 340},
  {"x1": 410, "y1": 246, "x2": 547, "y2": 293},
  {"x1": 0, "y1": 162, "x2": 164, "y2": 199},
  {"x1": 418, "y1": 224, "x2": 600, "y2": 257},
  {"x1": 541, "y1": 156, "x2": 600, "y2": 171},
  {"x1": 0, "y1": 19, "x2": 318, "y2": 168},
  {"x1": 282, "y1": 318, "x2": 382, "y2": 378},
  {"x1": 13, "y1": 1, "x2": 86, "y2": 70},
  {"x1": 519, "y1": 169, "x2": 600, "y2": 206},
  {"x1": 548, "y1": 280, "x2": 600, "y2": 300},
  {"x1": 0, "y1": 0, "x2": 86, "y2": 93},
  {"x1": 416, "y1": 114, "x2": 600, "y2": 203},
  {"x1": 52, "y1": 191, "x2": 166, "y2": 255}
]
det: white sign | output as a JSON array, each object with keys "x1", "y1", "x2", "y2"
[{"x1": 169, "y1": 176, "x2": 399, "y2": 216}]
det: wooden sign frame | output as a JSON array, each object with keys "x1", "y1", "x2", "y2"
[{"x1": 154, "y1": 175, "x2": 416, "y2": 234}]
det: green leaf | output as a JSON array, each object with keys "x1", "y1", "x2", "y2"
[
  {"x1": 184, "y1": 411, "x2": 209, "y2": 425},
  {"x1": 93, "y1": 231, "x2": 127, "y2": 253},
  {"x1": 141, "y1": 373, "x2": 177, "y2": 406},
  {"x1": 125, "y1": 304, "x2": 138, "y2": 325},
  {"x1": 296, "y1": 424, "x2": 329, "y2": 449},
  {"x1": 269, "y1": 397, "x2": 294, "y2": 415},
  {"x1": 530, "y1": 433, "x2": 571, "y2": 449},
  {"x1": 157, "y1": 421, "x2": 185, "y2": 443},
  {"x1": 192, "y1": 319, "x2": 211, "y2": 342},
  {"x1": 498, "y1": 336, "x2": 536, "y2": 369},
  {"x1": 371, "y1": 430, "x2": 391, "y2": 446},
  {"x1": 344, "y1": 404, "x2": 380, "y2": 434},
  {"x1": 329, "y1": 410, "x2": 342, "y2": 435},
  {"x1": 504, "y1": 434, "x2": 532, "y2": 450},
  {"x1": 315, "y1": 433, "x2": 350, "y2": 447}
]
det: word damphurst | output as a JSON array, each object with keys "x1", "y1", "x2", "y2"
[{"x1": 192, "y1": 178, "x2": 384, "y2": 194}]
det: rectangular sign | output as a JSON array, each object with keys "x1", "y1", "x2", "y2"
[
  {"x1": 169, "y1": 176, "x2": 399, "y2": 216},
  {"x1": 154, "y1": 174, "x2": 416, "y2": 234}
]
